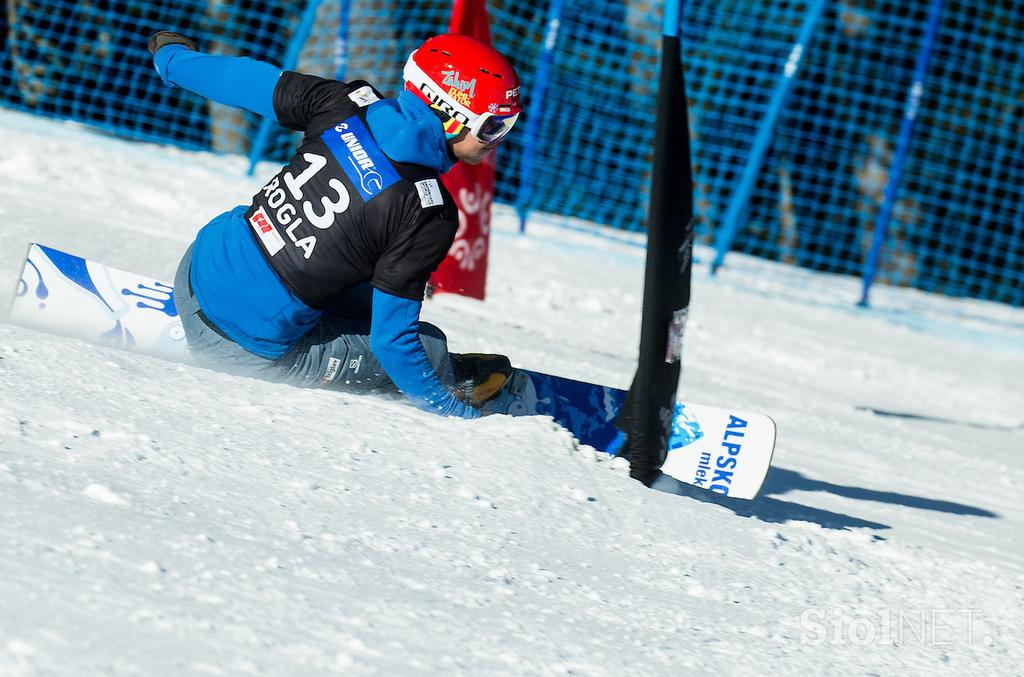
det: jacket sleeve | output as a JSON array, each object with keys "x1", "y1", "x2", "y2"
[
  {"x1": 369, "y1": 288, "x2": 480, "y2": 419},
  {"x1": 153, "y1": 44, "x2": 281, "y2": 119}
]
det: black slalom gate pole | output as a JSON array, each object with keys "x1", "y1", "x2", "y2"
[{"x1": 616, "y1": 0, "x2": 694, "y2": 487}]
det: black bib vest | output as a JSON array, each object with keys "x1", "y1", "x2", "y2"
[{"x1": 245, "y1": 72, "x2": 458, "y2": 308}]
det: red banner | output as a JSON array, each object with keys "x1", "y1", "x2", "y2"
[{"x1": 428, "y1": 0, "x2": 494, "y2": 300}]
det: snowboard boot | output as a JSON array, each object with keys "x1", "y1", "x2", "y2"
[{"x1": 450, "y1": 353, "x2": 513, "y2": 409}]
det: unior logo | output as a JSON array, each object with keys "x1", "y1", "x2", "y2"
[
  {"x1": 340, "y1": 131, "x2": 384, "y2": 196},
  {"x1": 341, "y1": 132, "x2": 374, "y2": 171},
  {"x1": 322, "y1": 116, "x2": 399, "y2": 202}
]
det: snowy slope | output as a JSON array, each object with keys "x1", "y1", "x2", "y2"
[{"x1": 1, "y1": 109, "x2": 1022, "y2": 676}]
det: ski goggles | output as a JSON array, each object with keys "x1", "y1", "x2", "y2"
[
  {"x1": 438, "y1": 108, "x2": 520, "y2": 144},
  {"x1": 472, "y1": 111, "x2": 520, "y2": 144},
  {"x1": 404, "y1": 56, "x2": 521, "y2": 144}
]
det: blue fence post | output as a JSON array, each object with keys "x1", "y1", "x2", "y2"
[
  {"x1": 246, "y1": 0, "x2": 325, "y2": 176},
  {"x1": 1011, "y1": 203, "x2": 1024, "y2": 307},
  {"x1": 334, "y1": 0, "x2": 351, "y2": 81},
  {"x1": 514, "y1": 0, "x2": 565, "y2": 234},
  {"x1": 709, "y1": 0, "x2": 828, "y2": 275},
  {"x1": 858, "y1": 0, "x2": 944, "y2": 307}
]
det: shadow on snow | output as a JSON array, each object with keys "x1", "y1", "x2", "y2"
[
  {"x1": 761, "y1": 467, "x2": 999, "y2": 518},
  {"x1": 655, "y1": 466, "x2": 997, "y2": 532}
]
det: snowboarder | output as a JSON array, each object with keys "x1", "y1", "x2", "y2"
[{"x1": 149, "y1": 31, "x2": 521, "y2": 418}]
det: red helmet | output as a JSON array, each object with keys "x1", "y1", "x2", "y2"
[{"x1": 403, "y1": 33, "x2": 522, "y2": 144}]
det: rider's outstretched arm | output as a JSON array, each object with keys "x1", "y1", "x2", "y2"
[{"x1": 152, "y1": 41, "x2": 281, "y2": 119}]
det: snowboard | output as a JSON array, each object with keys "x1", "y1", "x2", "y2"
[
  {"x1": 10, "y1": 243, "x2": 776, "y2": 499},
  {"x1": 485, "y1": 369, "x2": 774, "y2": 499}
]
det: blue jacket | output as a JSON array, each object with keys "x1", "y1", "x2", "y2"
[{"x1": 155, "y1": 46, "x2": 477, "y2": 418}]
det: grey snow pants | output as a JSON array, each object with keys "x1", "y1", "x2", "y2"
[{"x1": 173, "y1": 244, "x2": 455, "y2": 394}]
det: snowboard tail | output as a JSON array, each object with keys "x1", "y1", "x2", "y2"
[
  {"x1": 11, "y1": 243, "x2": 188, "y2": 360},
  {"x1": 10, "y1": 244, "x2": 775, "y2": 499}
]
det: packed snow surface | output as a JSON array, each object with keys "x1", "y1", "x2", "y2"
[{"x1": 1, "y1": 110, "x2": 1022, "y2": 676}]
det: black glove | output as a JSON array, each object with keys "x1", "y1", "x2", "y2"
[
  {"x1": 147, "y1": 31, "x2": 197, "y2": 55},
  {"x1": 450, "y1": 353, "x2": 512, "y2": 408}
]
